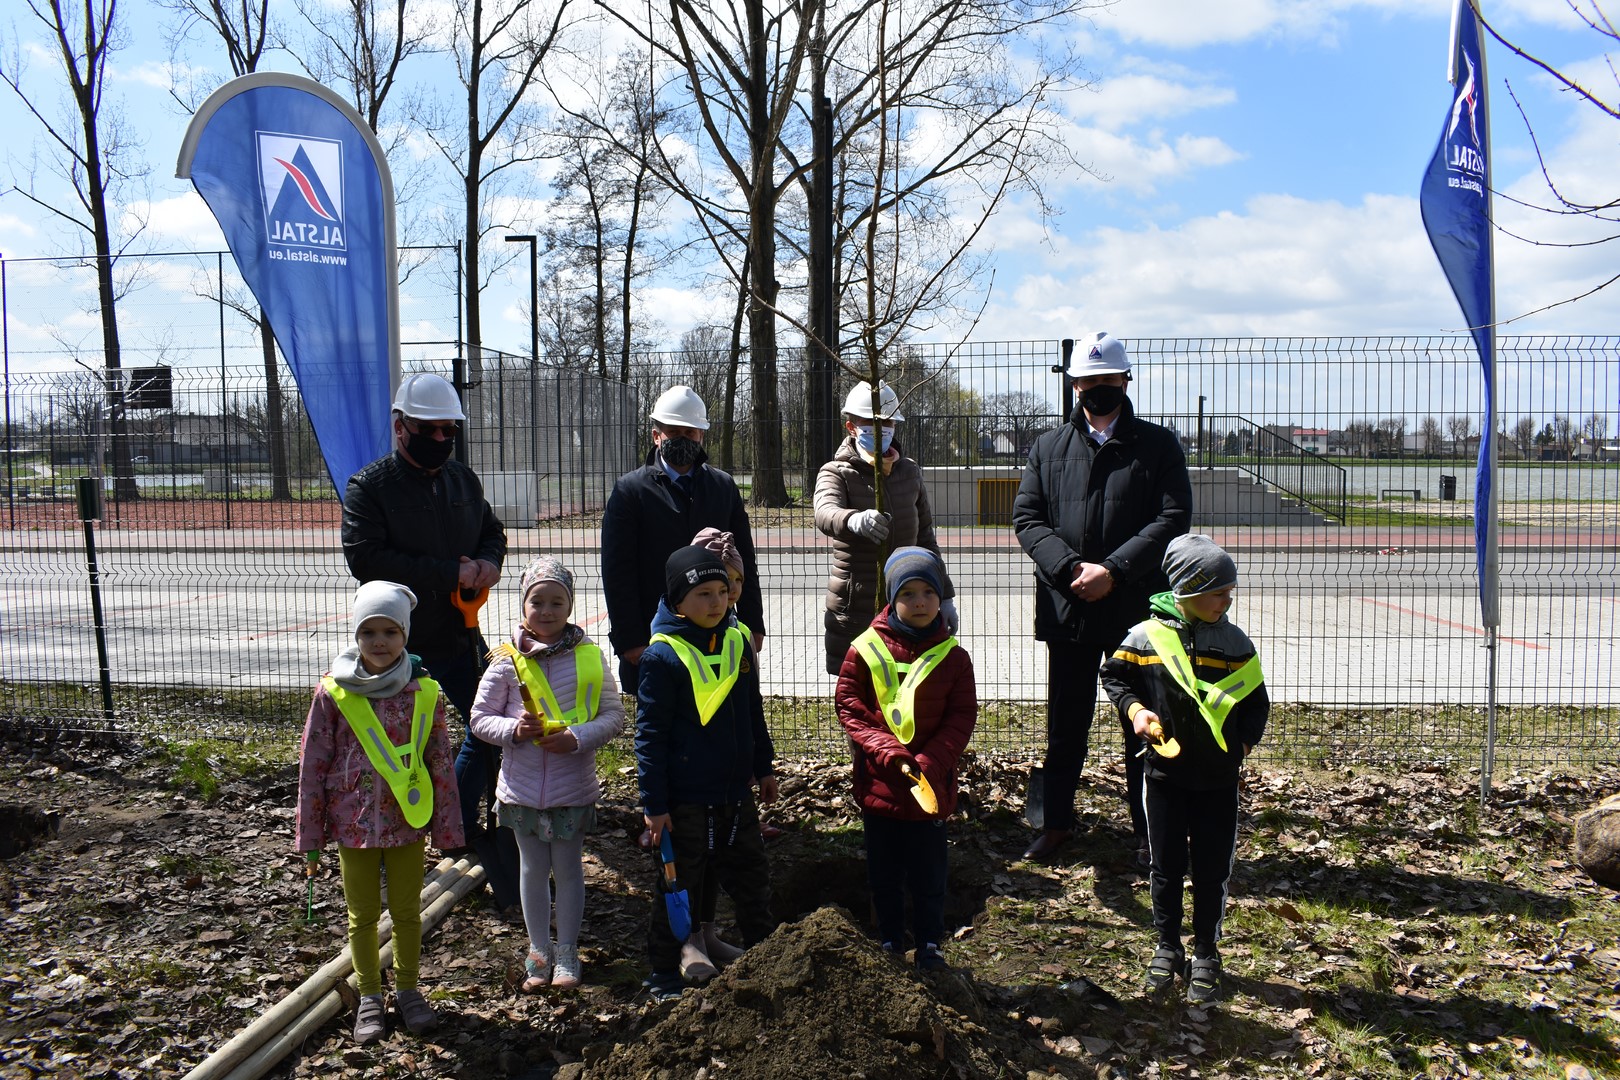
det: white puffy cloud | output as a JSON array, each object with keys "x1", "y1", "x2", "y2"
[{"x1": 1065, "y1": 72, "x2": 1238, "y2": 131}]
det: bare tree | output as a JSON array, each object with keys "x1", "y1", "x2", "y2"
[
  {"x1": 1581, "y1": 411, "x2": 1610, "y2": 445},
  {"x1": 981, "y1": 391, "x2": 1055, "y2": 457},
  {"x1": 415, "y1": 0, "x2": 577, "y2": 387},
  {"x1": 1376, "y1": 418, "x2": 1408, "y2": 457},
  {"x1": 1476, "y1": 4, "x2": 1620, "y2": 318},
  {"x1": 3, "y1": 0, "x2": 149, "y2": 499},
  {"x1": 1510, "y1": 415, "x2": 1537, "y2": 458},
  {"x1": 1446, "y1": 414, "x2": 1476, "y2": 453},
  {"x1": 1418, "y1": 416, "x2": 1444, "y2": 457}
]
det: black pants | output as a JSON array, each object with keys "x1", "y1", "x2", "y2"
[
  {"x1": 647, "y1": 798, "x2": 774, "y2": 975},
  {"x1": 1042, "y1": 637, "x2": 1143, "y2": 840},
  {"x1": 424, "y1": 635, "x2": 497, "y2": 837},
  {"x1": 1143, "y1": 776, "x2": 1238, "y2": 954},
  {"x1": 862, "y1": 812, "x2": 948, "y2": 949}
]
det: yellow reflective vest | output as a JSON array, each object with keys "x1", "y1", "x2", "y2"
[
  {"x1": 850, "y1": 627, "x2": 958, "y2": 745},
  {"x1": 511, "y1": 644, "x2": 604, "y2": 734},
  {"x1": 1138, "y1": 621, "x2": 1263, "y2": 752},
  {"x1": 321, "y1": 676, "x2": 440, "y2": 829},
  {"x1": 649, "y1": 625, "x2": 747, "y2": 726}
]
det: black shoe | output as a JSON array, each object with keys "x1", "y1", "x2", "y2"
[
  {"x1": 1142, "y1": 946, "x2": 1184, "y2": 996},
  {"x1": 642, "y1": 970, "x2": 685, "y2": 1001},
  {"x1": 1022, "y1": 829, "x2": 1071, "y2": 861},
  {"x1": 915, "y1": 943, "x2": 948, "y2": 972},
  {"x1": 1187, "y1": 954, "x2": 1222, "y2": 1004}
]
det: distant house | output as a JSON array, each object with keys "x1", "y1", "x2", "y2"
[{"x1": 1292, "y1": 428, "x2": 1329, "y2": 454}]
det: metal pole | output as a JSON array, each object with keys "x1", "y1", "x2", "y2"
[
  {"x1": 1197, "y1": 395, "x2": 1207, "y2": 469},
  {"x1": 219, "y1": 252, "x2": 231, "y2": 529},
  {"x1": 1055, "y1": 339, "x2": 1074, "y2": 421},
  {"x1": 2, "y1": 254, "x2": 13, "y2": 530},
  {"x1": 77, "y1": 477, "x2": 115, "y2": 722},
  {"x1": 505, "y1": 234, "x2": 539, "y2": 519}
]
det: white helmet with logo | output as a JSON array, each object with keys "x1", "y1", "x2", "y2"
[
  {"x1": 391, "y1": 373, "x2": 465, "y2": 420},
  {"x1": 841, "y1": 381, "x2": 905, "y2": 422},
  {"x1": 1066, "y1": 331, "x2": 1131, "y2": 378},
  {"x1": 649, "y1": 385, "x2": 710, "y2": 430}
]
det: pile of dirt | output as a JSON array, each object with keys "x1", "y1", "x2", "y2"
[{"x1": 585, "y1": 906, "x2": 1038, "y2": 1080}]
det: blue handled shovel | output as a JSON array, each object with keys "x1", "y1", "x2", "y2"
[{"x1": 658, "y1": 831, "x2": 693, "y2": 941}]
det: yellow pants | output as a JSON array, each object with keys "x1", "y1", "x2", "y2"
[{"x1": 339, "y1": 840, "x2": 425, "y2": 996}]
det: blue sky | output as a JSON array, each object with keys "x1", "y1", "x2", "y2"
[{"x1": 1, "y1": 0, "x2": 1616, "y2": 374}]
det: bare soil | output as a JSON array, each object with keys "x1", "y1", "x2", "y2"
[{"x1": 2, "y1": 725, "x2": 1617, "y2": 1080}]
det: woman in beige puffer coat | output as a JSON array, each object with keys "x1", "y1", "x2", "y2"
[{"x1": 813, "y1": 384, "x2": 954, "y2": 674}]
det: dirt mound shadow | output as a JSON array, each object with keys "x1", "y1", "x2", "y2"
[{"x1": 587, "y1": 906, "x2": 1041, "y2": 1080}]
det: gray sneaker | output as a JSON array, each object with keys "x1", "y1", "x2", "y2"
[
  {"x1": 353, "y1": 993, "x2": 385, "y2": 1044},
  {"x1": 395, "y1": 988, "x2": 438, "y2": 1034}
]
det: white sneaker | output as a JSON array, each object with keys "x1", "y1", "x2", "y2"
[{"x1": 551, "y1": 943, "x2": 582, "y2": 989}]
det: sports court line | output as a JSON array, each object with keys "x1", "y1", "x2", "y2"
[{"x1": 1358, "y1": 597, "x2": 1547, "y2": 650}]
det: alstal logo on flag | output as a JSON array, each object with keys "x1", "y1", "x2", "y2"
[
  {"x1": 1443, "y1": 52, "x2": 1485, "y2": 198},
  {"x1": 256, "y1": 132, "x2": 347, "y2": 251}
]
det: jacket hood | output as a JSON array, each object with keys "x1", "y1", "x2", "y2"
[{"x1": 649, "y1": 596, "x2": 735, "y2": 642}]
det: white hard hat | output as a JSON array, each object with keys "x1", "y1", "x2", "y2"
[
  {"x1": 842, "y1": 382, "x2": 905, "y2": 422},
  {"x1": 1066, "y1": 331, "x2": 1131, "y2": 378},
  {"x1": 391, "y1": 373, "x2": 465, "y2": 421},
  {"x1": 650, "y1": 385, "x2": 710, "y2": 430}
]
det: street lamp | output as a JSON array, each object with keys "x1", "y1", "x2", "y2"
[{"x1": 505, "y1": 234, "x2": 540, "y2": 498}]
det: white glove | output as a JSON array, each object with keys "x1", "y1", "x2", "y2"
[
  {"x1": 850, "y1": 509, "x2": 891, "y2": 542},
  {"x1": 941, "y1": 599, "x2": 959, "y2": 634}
]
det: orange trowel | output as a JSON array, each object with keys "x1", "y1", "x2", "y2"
[{"x1": 900, "y1": 763, "x2": 939, "y2": 815}]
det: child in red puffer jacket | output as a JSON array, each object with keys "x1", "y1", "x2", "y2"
[{"x1": 835, "y1": 546, "x2": 977, "y2": 972}]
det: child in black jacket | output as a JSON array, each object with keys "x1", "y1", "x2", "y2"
[{"x1": 1101, "y1": 534, "x2": 1268, "y2": 1004}]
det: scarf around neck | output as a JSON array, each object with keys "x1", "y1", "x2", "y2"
[
  {"x1": 513, "y1": 622, "x2": 585, "y2": 658},
  {"x1": 329, "y1": 645, "x2": 414, "y2": 699}
]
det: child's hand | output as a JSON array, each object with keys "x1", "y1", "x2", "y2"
[
  {"x1": 1132, "y1": 708, "x2": 1161, "y2": 740},
  {"x1": 757, "y1": 775, "x2": 779, "y2": 805},
  {"x1": 536, "y1": 728, "x2": 580, "y2": 754},
  {"x1": 644, "y1": 812, "x2": 673, "y2": 844},
  {"x1": 514, "y1": 711, "x2": 543, "y2": 741}
]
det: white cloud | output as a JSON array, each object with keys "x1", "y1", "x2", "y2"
[
  {"x1": 142, "y1": 192, "x2": 227, "y2": 249},
  {"x1": 1057, "y1": 124, "x2": 1243, "y2": 196},
  {"x1": 1066, "y1": 73, "x2": 1238, "y2": 131}
]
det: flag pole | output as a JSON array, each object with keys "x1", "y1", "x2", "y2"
[{"x1": 1476, "y1": 0, "x2": 1499, "y2": 802}]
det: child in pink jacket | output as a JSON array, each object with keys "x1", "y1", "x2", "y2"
[
  {"x1": 471, "y1": 556, "x2": 625, "y2": 992},
  {"x1": 297, "y1": 581, "x2": 464, "y2": 1045}
]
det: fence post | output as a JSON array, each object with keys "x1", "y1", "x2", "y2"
[{"x1": 77, "y1": 477, "x2": 116, "y2": 723}]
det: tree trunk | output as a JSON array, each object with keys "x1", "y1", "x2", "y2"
[{"x1": 745, "y1": 0, "x2": 788, "y2": 506}]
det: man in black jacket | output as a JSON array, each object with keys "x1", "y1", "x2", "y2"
[
  {"x1": 602, "y1": 385, "x2": 766, "y2": 689},
  {"x1": 1012, "y1": 332, "x2": 1191, "y2": 863},
  {"x1": 341, "y1": 372, "x2": 507, "y2": 834}
]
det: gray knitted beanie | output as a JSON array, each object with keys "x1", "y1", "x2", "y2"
[{"x1": 1164, "y1": 534, "x2": 1238, "y2": 599}]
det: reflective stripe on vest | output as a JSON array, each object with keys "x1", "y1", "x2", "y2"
[
  {"x1": 321, "y1": 676, "x2": 439, "y2": 829},
  {"x1": 850, "y1": 627, "x2": 958, "y2": 745},
  {"x1": 1138, "y1": 621, "x2": 1263, "y2": 752},
  {"x1": 649, "y1": 627, "x2": 746, "y2": 726},
  {"x1": 510, "y1": 645, "x2": 604, "y2": 734}
]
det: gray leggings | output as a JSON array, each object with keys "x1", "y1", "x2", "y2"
[{"x1": 513, "y1": 830, "x2": 587, "y2": 952}]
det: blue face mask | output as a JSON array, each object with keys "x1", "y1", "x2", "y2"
[{"x1": 855, "y1": 425, "x2": 895, "y2": 455}]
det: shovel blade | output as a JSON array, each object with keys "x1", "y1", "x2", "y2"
[
  {"x1": 902, "y1": 764, "x2": 939, "y2": 815},
  {"x1": 1025, "y1": 766, "x2": 1045, "y2": 831},
  {"x1": 665, "y1": 889, "x2": 692, "y2": 941}
]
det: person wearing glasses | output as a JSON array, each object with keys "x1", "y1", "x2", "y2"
[{"x1": 342, "y1": 373, "x2": 508, "y2": 838}]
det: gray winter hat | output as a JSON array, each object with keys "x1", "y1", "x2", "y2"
[
  {"x1": 352, "y1": 580, "x2": 417, "y2": 637},
  {"x1": 1164, "y1": 534, "x2": 1238, "y2": 599}
]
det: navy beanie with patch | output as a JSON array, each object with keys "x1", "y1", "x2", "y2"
[
  {"x1": 665, "y1": 546, "x2": 731, "y2": 607},
  {"x1": 884, "y1": 546, "x2": 944, "y2": 605}
]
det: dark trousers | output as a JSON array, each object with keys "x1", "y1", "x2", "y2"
[
  {"x1": 647, "y1": 798, "x2": 774, "y2": 974},
  {"x1": 419, "y1": 638, "x2": 495, "y2": 837},
  {"x1": 1043, "y1": 638, "x2": 1143, "y2": 840},
  {"x1": 862, "y1": 812, "x2": 948, "y2": 949},
  {"x1": 1143, "y1": 776, "x2": 1239, "y2": 954}
]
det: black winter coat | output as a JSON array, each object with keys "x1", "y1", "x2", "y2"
[
  {"x1": 1013, "y1": 400, "x2": 1192, "y2": 645},
  {"x1": 341, "y1": 451, "x2": 508, "y2": 661},
  {"x1": 601, "y1": 452, "x2": 765, "y2": 656}
]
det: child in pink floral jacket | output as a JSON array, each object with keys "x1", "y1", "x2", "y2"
[{"x1": 296, "y1": 581, "x2": 464, "y2": 1045}]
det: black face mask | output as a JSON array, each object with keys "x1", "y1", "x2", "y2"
[
  {"x1": 1080, "y1": 383, "x2": 1127, "y2": 417},
  {"x1": 404, "y1": 431, "x2": 455, "y2": 470},
  {"x1": 661, "y1": 436, "x2": 705, "y2": 469}
]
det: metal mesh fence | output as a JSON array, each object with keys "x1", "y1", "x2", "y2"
[{"x1": 2, "y1": 335, "x2": 1616, "y2": 767}]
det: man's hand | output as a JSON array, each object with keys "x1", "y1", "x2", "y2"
[
  {"x1": 623, "y1": 646, "x2": 646, "y2": 666},
  {"x1": 757, "y1": 775, "x2": 779, "y2": 805},
  {"x1": 752, "y1": 632, "x2": 765, "y2": 655},
  {"x1": 1069, "y1": 562, "x2": 1115, "y2": 602},
  {"x1": 458, "y1": 557, "x2": 501, "y2": 591}
]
